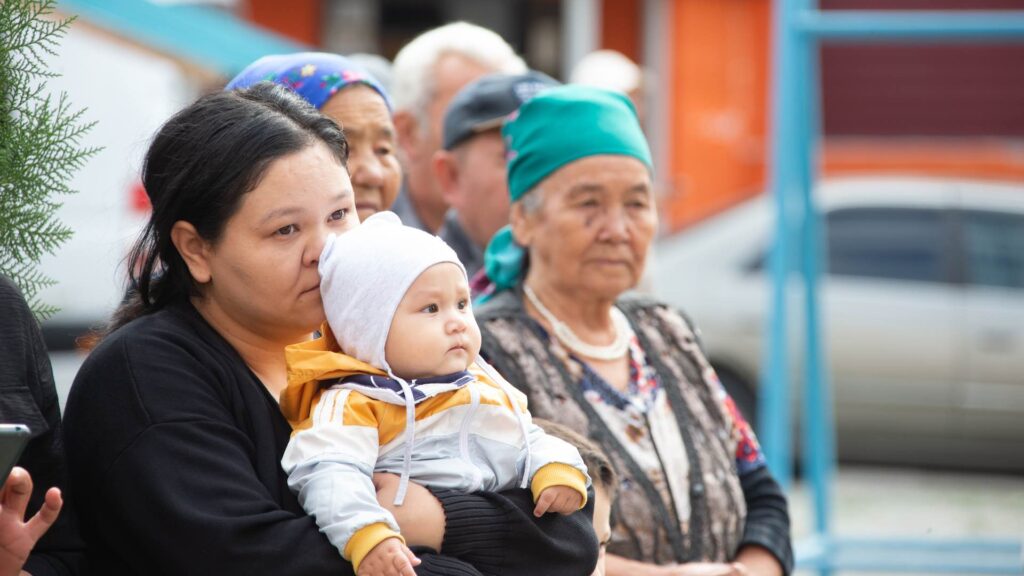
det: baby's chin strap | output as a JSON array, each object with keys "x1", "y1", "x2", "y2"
[
  {"x1": 387, "y1": 368, "x2": 417, "y2": 506},
  {"x1": 475, "y1": 357, "x2": 532, "y2": 490}
]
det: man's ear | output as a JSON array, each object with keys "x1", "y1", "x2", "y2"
[
  {"x1": 432, "y1": 150, "x2": 460, "y2": 207},
  {"x1": 170, "y1": 220, "x2": 212, "y2": 284},
  {"x1": 392, "y1": 110, "x2": 421, "y2": 163},
  {"x1": 509, "y1": 201, "x2": 534, "y2": 247}
]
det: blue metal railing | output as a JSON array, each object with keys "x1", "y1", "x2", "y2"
[{"x1": 761, "y1": 4, "x2": 1024, "y2": 574}]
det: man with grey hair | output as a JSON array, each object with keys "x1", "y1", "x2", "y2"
[
  {"x1": 390, "y1": 21, "x2": 526, "y2": 233},
  {"x1": 434, "y1": 71, "x2": 560, "y2": 277}
]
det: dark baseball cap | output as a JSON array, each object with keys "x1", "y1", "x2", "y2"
[{"x1": 442, "y1": 70, "x2": 560, "y2": 150}]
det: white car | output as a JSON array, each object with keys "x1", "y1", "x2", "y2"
[{"x1": 653, "y1": 176, "x2": 1024, "y2": 472}]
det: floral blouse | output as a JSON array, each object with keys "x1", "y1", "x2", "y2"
[{"x1": 478, "y1": 290, "x2": 790, "y2": 568}]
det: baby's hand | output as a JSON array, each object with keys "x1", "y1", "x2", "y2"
[
  {"x1": 357, "y1": 537, "x2": 420, "y2": 576},
  {"x1": 533, "y1": 485, "x2": 583, "y2": 517}
]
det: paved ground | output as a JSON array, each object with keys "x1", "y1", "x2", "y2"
[
  {"x1": 789, "y1": 465, "x2": 1024, "y2": 574},
  {"x1": 49, "y1": 351, "x2": 1024, "y2": 574},
  {"x1": 791, "y1": 466, "x2": 1024, "y2": 540}
]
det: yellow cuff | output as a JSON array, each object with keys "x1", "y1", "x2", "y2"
[
  {"x1": 345, "y1": 522, "x2": 404, "y2": 571},
  {"x1": 531, "y1": 462, "x2": 589, "y2": 508}
]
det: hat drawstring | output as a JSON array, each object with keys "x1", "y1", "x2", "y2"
[
  {"x1": 387, "y1": 369, "x2": 417, "y2": 506},
  {"x1": 476, "y1": 357, "x2": 532, "y2": 489}
]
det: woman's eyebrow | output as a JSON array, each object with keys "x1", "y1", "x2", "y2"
[
  {"x1": 259, "y1": 190, "x2": 353, "y2": 225},
  {"x1": 260, "y1": 206, "x2": 304, "y2": 225}
]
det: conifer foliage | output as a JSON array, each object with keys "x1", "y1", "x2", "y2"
[{"x1": 1, "y1": 0, "x2": 98, "y2": 318}]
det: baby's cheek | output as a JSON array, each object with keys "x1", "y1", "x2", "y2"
[{"x1": 467, "y1": 323, "x2": 483, "y2": 356}]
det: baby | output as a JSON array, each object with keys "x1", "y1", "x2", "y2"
[{"x1": 280, "y1": 212, "x2": 590, "y2": 576}]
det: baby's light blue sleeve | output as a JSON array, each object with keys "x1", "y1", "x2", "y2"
[
  {"x1": 523, "y1": 415, "x2": 591, "y2": 487},
  {"x1": 281, "y1": 388, "x2": 401, "y2": 560}
]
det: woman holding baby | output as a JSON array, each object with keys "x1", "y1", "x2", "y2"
[{"x1": 61, "y1": 81, "x2": 597, "y2": 575}]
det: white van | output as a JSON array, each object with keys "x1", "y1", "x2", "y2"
[{"x1": 36, "y1": 23, "x2": 199, "y2": 348}]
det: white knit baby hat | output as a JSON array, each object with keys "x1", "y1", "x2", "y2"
[{"x1": 319, "y1": 211, "x2": 466, "y2": 372}]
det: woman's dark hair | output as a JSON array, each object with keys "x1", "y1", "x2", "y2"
[{"x1": 107, "y1": 82, "x2": 349, "y2": 333}]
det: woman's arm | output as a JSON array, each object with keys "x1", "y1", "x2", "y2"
[
  {"x1": 375, "y1": 474, "x2": 599, "y2": 576},
  {"x1": 736, "y1": 466, "x2": 792, "y2": 575},
  {"x1": 606, "y1": 552, "x2": 665, "y2": 576},
  {"x1": 734, "y1": 545, "x2": 782, "y2": 576},
  {"x1": 606, "y1": 553, "x2": 754, "y2": 576}
]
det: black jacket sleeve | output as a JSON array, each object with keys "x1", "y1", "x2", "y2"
[
  {"x1": 738, "y1": 466, "x2": 793, "y2": 575},
  {"x1": 435, "y1": 487, "x2": 598, "y2": 576},
  {"x1": 0, "y1": 275, "x2": 88, "y2": 576}
]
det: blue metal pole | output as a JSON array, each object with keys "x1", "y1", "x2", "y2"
[
  {"x1": 782, "y1": 5, "x2": 1024, "y2": 576},
  {"x1": 761, "y1": 0, "x2": 801, "y2": 489},
  {"x1": 794, "y1": 2, "x2": 837, "y2": 570},
  {"x1": 797, "y1": 10, "x2": 1024, "y2": 41}
]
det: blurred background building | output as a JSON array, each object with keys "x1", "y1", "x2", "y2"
[{"x1": 136, "y1": 0, "x2": 1024, "y2": 231}]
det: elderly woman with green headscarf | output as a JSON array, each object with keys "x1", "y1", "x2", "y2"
[{"x1": 476, "y1": 86, "x2": 793, "y2": 576}]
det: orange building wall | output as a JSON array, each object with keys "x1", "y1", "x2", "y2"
[
  {"x1": 666, "y1": 0, "x2": 771, "y2": 231},
  {"x1": 246, "y1": 0, "x2": 322, "y2": 46},
  {"x1": 601, "y1": 0, "x2": 642, "y2": 63},
  {"x1": 659, "y1": 0, "x2": 1024, "y2": 232}
]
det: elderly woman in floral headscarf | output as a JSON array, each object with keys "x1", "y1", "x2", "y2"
[
  {"x1": 228, "y1": 52, "x2": 401, "y2": 222},
  {"x1": 476, "y1": 86, "x2": 793, "y2": 576}
]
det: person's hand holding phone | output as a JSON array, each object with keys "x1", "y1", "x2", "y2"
[{"x1": 1, "y1": 466, "x2": 63, "y2": 576}]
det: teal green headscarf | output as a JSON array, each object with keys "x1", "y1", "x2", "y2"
[{"x1": 480, "y1": 85, "x2": 652, "y2": 301}]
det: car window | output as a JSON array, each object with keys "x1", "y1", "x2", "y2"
[
  {"x1": 963, "y1": 210, "x2": 1024, "y2": 290},
  {"x1": 826, "y1": 207, "x2": 950, "y2": 283}
]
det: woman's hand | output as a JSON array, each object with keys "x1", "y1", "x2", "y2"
[
  {"x1": 607, "y1": 554, "x2": 750, "y2": 576},
  {"x1": 0, "y1": 467, "x2": 62, "y2": 576},
  {"x1": 534, "y1": 485, "x2": 584, "y2": 517},
  {"x1": 665, "y1": 562, "x2": 749, "y2": 576},
  {"x1": 356, "y1": 537, "x2": 420, "y2": 576},
  {"x1": 373, "y1": 473, "x2": 445, "y2": 551}
]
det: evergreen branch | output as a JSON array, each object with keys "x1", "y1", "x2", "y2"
[
  {"x1": 0, "y1": 257, "x2": 57, "y2": 319},
  {"x1": 0, "y1": 0, "x2": 97, "y2": 318},
  {"x1": 0, "y1": 1, "x2": 71, "y2": 57}
]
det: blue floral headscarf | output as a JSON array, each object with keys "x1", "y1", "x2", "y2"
[{"x1": 226, "y1": 52, "x2": 391, "y2": 111}]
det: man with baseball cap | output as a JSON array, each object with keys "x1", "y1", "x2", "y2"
[{"x1": 433, "y1": 71, "x2": 559, "y2": 277}]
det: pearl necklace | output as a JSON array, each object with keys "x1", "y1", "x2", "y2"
[{"x1": 524, "y1": 285, "x2": 633, "y2": 361}]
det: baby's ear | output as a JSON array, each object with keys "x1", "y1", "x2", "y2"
[{"x1": 318, "y1": 233, "x2": 338, "y2": 277}]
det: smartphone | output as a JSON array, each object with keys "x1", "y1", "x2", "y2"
[{"x1": 0, "y1": 424, "x2": 32, "y2": 487}]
